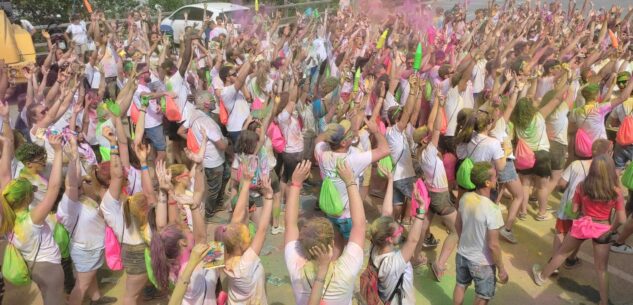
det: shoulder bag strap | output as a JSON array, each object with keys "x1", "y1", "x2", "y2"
[
  {"x1": 467, "y1": 138, "x2": 484, "y2": 159},
  {"x1": 67, "y1": 213, "x2": 81, "y2": 253},
  {"x1": 386, "y1": 270, "x2": 406, "y2": 303}
]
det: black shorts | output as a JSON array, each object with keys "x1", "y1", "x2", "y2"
[
  {"x1": 163, "y1": 120, "x2": 183, "y2": 141},
  {"x1": 281, "y1": 152, "x2": 304, "y2": 183},
  {"x1": 517, "y1": 150, "x2": 552, "y2": 178}
]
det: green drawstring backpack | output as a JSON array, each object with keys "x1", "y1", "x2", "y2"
[
  {"x1": 2, "y1": 242, "x2": 30, "y2": 285},
  {"x1": 145, "y1": 247, "x2": 158, "y2": 288},
  {"x1": 53, "y1": 223, "x2": 71, "y2": 259},
  {"x1": 377, "y1": 156, "x2": 394, "y2": 178},
  {"x1": 456, "y1": 140, "x2": 483, "y2": 190},
  {"x1": 319, "y1": 176, "x2": 344, "y2": 217},
  {"x1": 622, "y1": 162, "x2": 633, "y2": 190}
]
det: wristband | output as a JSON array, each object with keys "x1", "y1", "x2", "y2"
[
  {"x1": 314, "y1": 278, "x2": 325, "y2": 283},
  {"x1": 416, "y1": 207, "x2": 425, "y2": 215},
  {"x1": 141, "y1": 165, "x2": 149, "y2": 171},
  {"x1": 415, "y1": 215, "x2": 426, "y2": 221},
  {"x1": 110, "y1": 152, "x2": 119, "y2": 156},
  {"x1": 168, "y1": 200, "x2": 177, "y2": 206},
  {"x1": 139, "y1": 109, "x2": 147, "y2": 113},
  {"x1": 264, "y1": 196, "x2": 274, "y2": 200},
  {"x1": 345, "y1": 182, "x2": 357, "y2": 188},
  {"x1": 110, "y1": 145, "x2": 119, "y2": 150},
  {"x1": 290, "y1": 181, "x2": 302, "y2": 188}
]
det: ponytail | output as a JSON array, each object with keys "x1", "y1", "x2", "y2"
[
  {"x1": 455, "y1": 110, "x2": 477, "y2": 145},
  {"x1": 150, "y1": 224, "x2": 184, "y2": 291},
  {"x1": 123, "y1": 197, "x2": 132, "y2": 229},
  {"x1": 150, "y1": 226, "x2": 169, "y2": 291},
  {"x1": 0, "y1": 195, "x2": 16, "y2": 235},
  {"x1": 0, "y1": 178, "x2": 34, "y2": 235}
]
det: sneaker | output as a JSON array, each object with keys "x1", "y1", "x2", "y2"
[
  {"x1": 611, "y1": 243, "x2": 633, "y2": 254},
  {"x1": 563, "y1": 257, "x2": 582, "y2": 269},
  {"x1": 531, "y1": 264, "x2": 545, "y2": 286},
  {"x1": 500, "y1": 228, "x2": 518, "y2": 244},
  {"x1": 271, "y1": 226, "x2": 285, "y2": 235},
  {"x1": 517, "y1": 212, "x2": 528, "y2": 221},
  {"x1": 535, "y1": 213, "x2": 553, "y2": 221},
  {"x1": 422, "y1": 234, "x2": 439, "y2": 248}
]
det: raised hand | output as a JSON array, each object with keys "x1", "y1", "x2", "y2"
[
  {"x1": 309, "y1": 244, "x2": 333, "y2": 268},
  {"x1": 156, "y1": 160, "x2": 173, "y2": 192},
  {"x1": 49, "y1": 134, "x2": 63, "y2": 152},
  {"x1": 291, "y1": 160, "x2": 312, "y2": 186},
  {"x1": 336, "y1": 160, "x2": 354, "y2": 185}
]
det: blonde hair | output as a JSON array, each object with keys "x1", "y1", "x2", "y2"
[
  {"x1": 124, "y1": 192, "x2": 149, "y2": 229},
  {"x1": 168, "y1": 164, "x2": 188, "y2": 186},
  {"x1": 298, "y1": 218, "x2": 335, "y2": 260},
  {"x1": 0, "y1": 178, "x2": 34, "y2": 235},
  {"x1": 222, "y1": 223, "x2": 251, "y2": 255}
]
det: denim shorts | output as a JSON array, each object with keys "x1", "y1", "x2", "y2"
[
  {"x1": 614, "y1": 143, "x2": 633, "y2": 169},
  {"x1": 498, "y1": 159, "x2": 518, "y2": 183},
  {"x1": 327, "y1": 216, "x2": 352, "y2": 240},
  {"x1": 144, "y1": 125, "x2": 166, "y2": 151},
  {"x1": 393, "y1": 176, "x2": 416, "y2": 206},
  {"x1": 455, "y1": 253, "x2": 497, "y2": 300},
  {"x1": 70, "y1": 246, "x2": 104, "y2": 273}
]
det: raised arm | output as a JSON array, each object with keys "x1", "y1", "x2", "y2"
[
  {"x1": 30, "y1": 135, "x2": 63, "y2": 225},
  {"x1": 0, "y1": 101, "x2": 13, "y2": 188},
  {"x1": 134, "y1": 142, "x2": 157, "y2": 205},
  {"x1": 400, "y1": 187, "x2": 427, "y2": 262},
  {"x1": 337, "y1": 161, "x2": 365, "y2": 248},
  {"x1": 230, "y1": 164, "x2": 253, "y2": 225},
  {"x1": 249, "y1": 175, "x2": 274, "y2": 255},
  {"x1": 65, "y1": 136, "x2": 81, "y2": 202},
  {"x1": 284, "y1": 160, "x2": 311, "y2": 245},
  {"x1": 104, "y1": 126, "x2": 123, "y2": 199},
  {"x1": 365, "y1": 117, "x2": 390, "y2": 163},
  {"x1": 378, "y1": 164, "x2": 394, "y2": 217}
]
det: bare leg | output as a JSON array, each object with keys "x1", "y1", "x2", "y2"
[
  {"x1": 69, "y1": 270, "x2": 98, "y2": 305},
  {"x1": 615, "y1": 216, "x2": 633, "y2": 244},
  {"x1": 541, "y1": 234, "x2": 584, "y2": 279},
  {"x1": 272, "y1": 191, "x2": 282, "y2": 228},
  {"x1": 123, "y1": 274, "x2": 148, "y2": 305},
  {"x1": 536, "y1": 176, "x2": 551, "y2": 217},
  {"x1": 504, "y1": 179, "x2": 524, "y2": 230},
  {"x1": 592, "y1": 241, "x2": 611, "y2": 305},
  {"x1": 436, "y1": 211, "x2": 458, "y2": 268},
  {"x1": 519, "y1": 174, "x2": 532, "y2": 216},
  {"x1": 473, "y1": 297, "x2": 490, "y2": 305},
  {"x1": 453, "y1": 284, "x2": 466, "y2": 305}
]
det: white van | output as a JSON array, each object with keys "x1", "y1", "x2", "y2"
[{"x1": 160, "y1": 2, "x2": 249, "y2": 43}]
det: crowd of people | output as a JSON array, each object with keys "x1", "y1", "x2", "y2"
[{"x1": 1, "y1": 0, "x2": 633, "y2": 304}]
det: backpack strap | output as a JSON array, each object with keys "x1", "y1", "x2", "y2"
[
  {"x1": 466, "y1": 138, "x2": 484, "y2": 160},
  {"x1": 29, "y1": 232, "x2": 42, "y2": 275},
  {"x1": 371, "y1": 244, "x2": 407, "y2": 303}
]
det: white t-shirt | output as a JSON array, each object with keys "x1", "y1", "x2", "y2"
[
  {"x1": 100, "y1": 190, "x2": 150, "y2": 245},
  {"x1": 10, "y1": 212, "x2": 60, "y2": 264},
  {"x1": 557, "y1": 160, "x2": 591, "y2": 220},
  {"x1": 132, "y1": 83, "x2": 163, "y2": 128},
  {"x1": 166, "y1": 72, "x2": 191, "y2": 120},
  {"x1": 182, "y1": 265, "x2": 219, "y2": 305},
  {"x1": 314, "y1": 142, "x2": 372, "y2": 219},
  {"x1": 277, "y1": 109, "x2": 304, "y2": 154},
  {"x1": 455, "y1": 134, "x2": 504, "y2": 163},
  {"x1": 571, "y1": 103, "x2": 614, "y2": 142},
  {"x1": 471, "y1": 59, "x2": 487, "y2": 94},
  {"x1": 182, "y1": 109, "x2": 225, "y2": 168},
  {"x1": 386, "y1": 124, "x2": 416, "y2": 181},
  {"x1": 285, "y1": 241, "x2": 364, "y2": 305},
  {"x1": 418, "y1": 143, "x2": 448, "y2": 190},
  {"x1": 57, "y1": 195, "x2": 105, "y2": 250},
  {"x1": 224, "y1": 248, "x2": 267, "y2": 305},
  {"x1": 444, "y1": 86, "x2": 464, "y2": 136},
  {"x1": 66, "y1": 22, "x2": 88, "y2": 45},
  {"x1": 372, "y1": 250, "x2": 414, "y2": 305},
  {"x1": 516, "y1": 113, "x2": 550, "y2": 152},
  {"x1": 221, "y1": 85, "x2": 250, "y2": 132},
  {"x1": 546, "y1": 101, "x2": 570, "y2": 145},
  {"x1": 535, "y1": 76, "x2": 555, "y2": 100},
  {"x1": 457, "y1": 192, "x2": 504, "y2": 265}
]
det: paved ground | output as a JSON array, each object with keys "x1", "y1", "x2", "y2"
[{"x1": 4, "y1": 168, "x2": 633, "y2": 305}]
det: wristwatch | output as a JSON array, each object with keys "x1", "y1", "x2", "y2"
[{"x1": 416, "y1": 207, "x2": 426, "y2": 215}]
